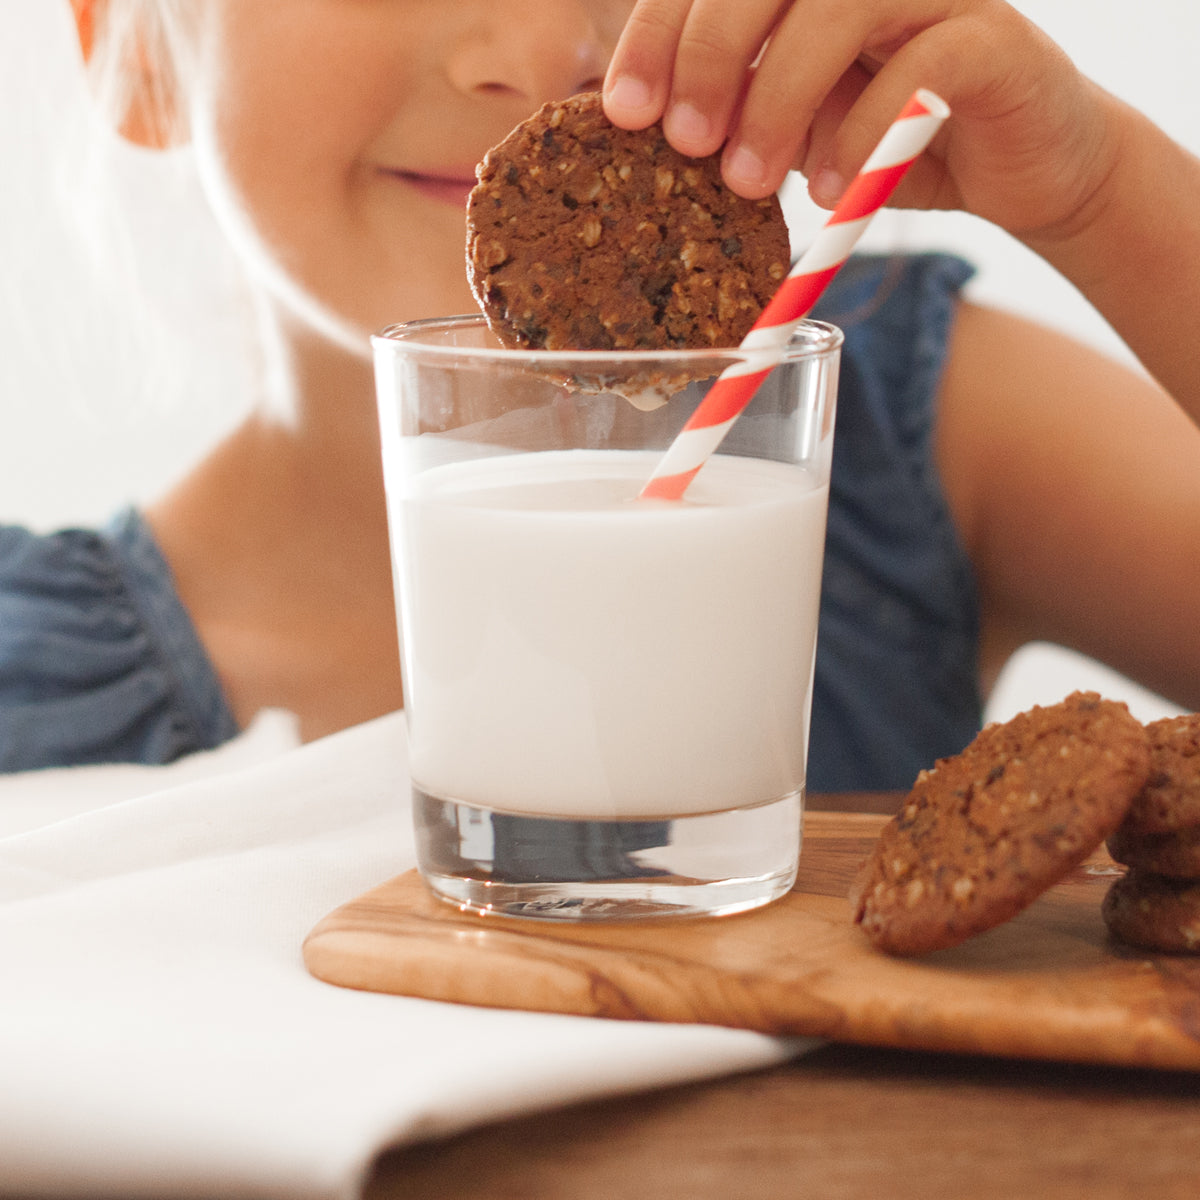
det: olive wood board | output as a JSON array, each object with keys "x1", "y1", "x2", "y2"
[{"x1": 302, "y1": 811, "x2": 1200, "y2": 1071}]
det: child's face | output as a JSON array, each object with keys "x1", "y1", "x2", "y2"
[{"x1": 182, "y1": 1, "x2": 631, "y2": 350}]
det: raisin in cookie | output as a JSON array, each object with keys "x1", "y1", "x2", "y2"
[
  {"x1": 466, "y1": 92, "x2": 790, "y2": 353},
  {"x1": 850, "y1": 692, "x2": 1151, "y2": 956}
]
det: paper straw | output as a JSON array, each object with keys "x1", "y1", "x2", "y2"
[{"x1": 640, "y1": 88, "x2": 950, "y2": 500}]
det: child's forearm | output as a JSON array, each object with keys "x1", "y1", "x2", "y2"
[{"x1": 1023, "y1": 88, "x2": 1200, "y2": 419}]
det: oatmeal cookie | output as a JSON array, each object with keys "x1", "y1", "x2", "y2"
[
  {"x1": 1102, "y1": 869, "x2": 1200, "y2": 953},
  {"x1": 1106, "y1": 821, "x2": 1200, "y2": 879},
  {"x1": 850, "y1": 692, "x2": 1151, "y2": 956},
  {"x1": 465, "y1": 91, "x2": 790, "y2": 354},
  {"x1": 1117, "y1": 712, "x2": 1200, "y2": 834}
]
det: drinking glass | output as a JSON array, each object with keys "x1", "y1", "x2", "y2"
[{"x1": 373, "y1": 314, "x2": 841, "y2": 920}]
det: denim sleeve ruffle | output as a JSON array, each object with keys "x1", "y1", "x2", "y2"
[
  {"x1": 807, "y1": 252, "x2": 982, "y2": 792},
  {"x1": 0, "y1": 509, "x2": 238, "y2": 771}
]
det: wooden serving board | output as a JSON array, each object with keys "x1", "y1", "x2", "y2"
[{"x1": 302, "y1": 811, "x2": 1200, "y2": 1071}]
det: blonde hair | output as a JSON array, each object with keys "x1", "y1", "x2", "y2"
[
  {"x1": 81, "y1": 0, "x2": 193, "y2": 149},
  {"x1": 49, "y1": 1, "x2": 256, "y2": 424}
]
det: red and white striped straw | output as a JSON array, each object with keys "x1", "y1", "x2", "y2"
[{"x1": 640, "y1": 88, "x2": 950, "y2": 500}]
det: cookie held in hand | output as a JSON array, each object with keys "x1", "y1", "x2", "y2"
[
  {"x1": 850, "y1": 692, "x2": 1151, "y2": 956},
  {"x1": 466, "y1": 92, "x2": 790, "y2": 354}
]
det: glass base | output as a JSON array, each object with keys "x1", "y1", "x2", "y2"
[{"x1": 412, "y1": 787, "x2": 802, "y2": 920}]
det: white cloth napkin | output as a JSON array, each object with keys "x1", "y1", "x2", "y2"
[{"x1": 0, "y1": 712, "x2": 808, "y2": 1199}]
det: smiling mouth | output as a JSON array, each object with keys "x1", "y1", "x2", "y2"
[{"x1": 385, "y1": 169, "x2": 478, "y2": 208}]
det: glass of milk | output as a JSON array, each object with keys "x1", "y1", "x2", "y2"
[{"x1": 372, "y1": 314, "x2": 841, "y2": 920}]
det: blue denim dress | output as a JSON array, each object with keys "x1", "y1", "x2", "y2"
[
  {"x1": 0, "y1": 509, "x2": 237, "y2": 771},
  {"x1": 0, "y1": 252, "x2": 980, "y2": 789},
  {"x1": 810, "y1": 251, "x2": 981, "y2": 790}
]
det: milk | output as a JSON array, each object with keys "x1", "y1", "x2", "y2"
[{"x1": 395, "y1": 449, "x2": 828, "y2": 819}]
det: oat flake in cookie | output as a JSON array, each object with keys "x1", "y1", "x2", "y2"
[
  {"x1": 465, "y1": 92, "x2": 790, "y2": 356},
  {"x1": 849, "y1": 692, "x2": 1151, "y2": 957}
]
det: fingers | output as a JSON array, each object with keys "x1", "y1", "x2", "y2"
[
  {"x1": 797, "y1": 22, "x2": 976, "y2": 207},
  {"x1": 604, "y1": 0, "x2": 788, "y2": 156},
  {"x1": 661, "y1": 0, "x2": 793, "y2": 160},
  {"x1": 605, "y1": 0, "x2": 966, "y2": 199},
  {"x1": 603, "y1": 0, "x2": 1080, "y2": 231},
  {"x1": 603, "y1": 0, "x2": 694, "y2": 130},
  {"x1": 720, "y1": 0, "x2": 889, "y2": 198},
  {"x1": 793, "y1": 63, "x2": 874, "y2": 205}
]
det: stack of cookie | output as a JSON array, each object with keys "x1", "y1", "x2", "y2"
[
  {"x1": 850, "y1": 693, "x2": 1200, "y2": 957},
  {"x1": 1102, "y1": 715, "x2": 1200, "y2": 953}
]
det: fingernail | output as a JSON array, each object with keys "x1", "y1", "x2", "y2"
[
  {"x1": 725, "y1": 144, "x2": 768, "y2": 192},
  {"x1": 605, "y1": 74, "x2": 652, "y2": 115},
  {"x1": 811, "y1": 167, "x2": 845, "y2": 207},
  {"x1": 665, "y1": 102, "x2": 711, "y2": 149}
]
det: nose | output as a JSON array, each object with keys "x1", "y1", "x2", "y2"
[{"x1": 447, "y1": 2, "x2": 612, "y2": 107}]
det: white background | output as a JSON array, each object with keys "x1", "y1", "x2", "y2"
[{"x1": 1, "y1": 0, "x2": 1194, "y2": 720}]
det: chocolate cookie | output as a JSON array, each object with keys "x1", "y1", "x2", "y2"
[
  {"x1": 850, "y1": 692, "x2": 1151, "y2": 956},
  {"x1": 1118, "y1": 713, "x2": 1200, "y2": 834},
  {"x1": 1102, "y1": 869, "x2": 1200, "y2": 953},
  {"x1": 466, "y1": 92, "x2": 790, "y2": 354},
  {"x1": 1107, "y1": 822, "x2": 1200, "y2": 878}
]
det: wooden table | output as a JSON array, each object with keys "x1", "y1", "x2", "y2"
[
  {"x1": 365, "y1": 1045, "x2": 1200, "y2": 1198},
  {"x1": 362, "y1": 794, "x2": 1200, "y2": 1198}
]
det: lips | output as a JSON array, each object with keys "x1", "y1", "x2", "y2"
[{"x1": 384, "y1": 168, "x2": 478, "y2": 208}]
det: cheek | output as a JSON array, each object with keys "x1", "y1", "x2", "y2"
[
  {"x1": 354, "y1": 191, "x2": 481, "y2": 325},
  {"x1": 193, "y1": 12, "x2": 374, "y2": 225},
  {"x1": 192, "y1": 125, "x2": 478, "y2": 337},
  {"x1": 184, "y1": 19, "x2": 473, "y2": 331},
  {"x1": 597, "y1": 1, "x2": 637, "y2": 43}
]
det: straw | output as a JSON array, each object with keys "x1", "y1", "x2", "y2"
[{"x1": 640, "y1": 88, "x2": 950, "y2": 500}]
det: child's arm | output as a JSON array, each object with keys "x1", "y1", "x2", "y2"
[
  {"x1": 1020, "y1": 93, "x2": 1200, "y2": 420},
  {"x1": 605, "y1": 0, "x2": 1200, "y2": 708},
  {"x1": 935, "y1": 300, "x2": 1200, "y2": 712}
]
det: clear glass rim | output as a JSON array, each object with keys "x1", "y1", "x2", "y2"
[{"x1": 371, "y1": 312, "x2": 843, "y2": 364}]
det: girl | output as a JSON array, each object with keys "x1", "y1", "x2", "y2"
[{"x1": 2, "y1": 0, "x2": 1198, "y2": 790}]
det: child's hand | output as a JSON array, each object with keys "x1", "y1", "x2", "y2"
[{"x1": 603, "y1": 0, "x2": 1120, "y2": 244}]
